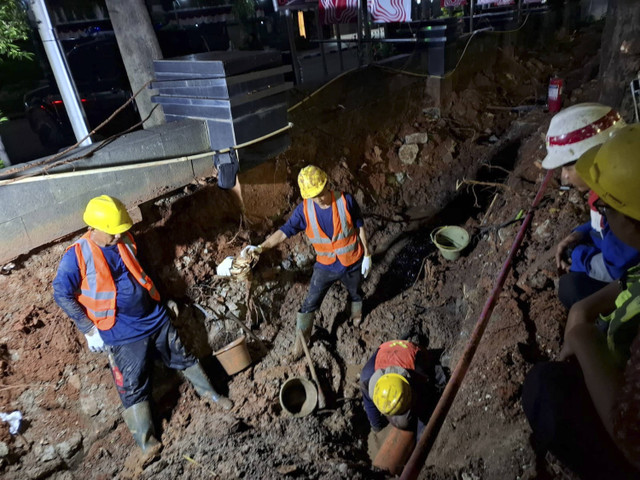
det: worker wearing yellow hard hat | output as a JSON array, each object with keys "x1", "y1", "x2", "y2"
[
  {"x1": 542, "y1": 103, "x2": 639, "y2": 310},
  {"x1": 82, "y1": 194, "x2": 134, "y2": 235},
  {"x1": 523, "y1": 125, "x2": 640, "y2": 478},
  {"x1": 53, "y1": 195, "x2": 233, "y2": 463},
  {"x1": 242, "y1": 165, "x2": 372, "y2": 360},
  {"x1": 361, "y1": 340, "x2": 438, "y2": 436}
]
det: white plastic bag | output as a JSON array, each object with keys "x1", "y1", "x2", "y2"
[
  {"x1": 216, "y1": 256, "x2": 234, "y2": 277},
  {"x1": 0, "y1": 411, "x2": 22, "y2": 435}
]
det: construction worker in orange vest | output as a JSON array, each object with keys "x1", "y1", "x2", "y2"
[
  {"x1": 53, "y1": 195, "x2": 233, "y2": 462},
  {"x1": 242, "y1": 165, "x2": 372, "y2": 359},
  {"x1": 360, "y1": 340, "x2": 433, "y2": 436}
]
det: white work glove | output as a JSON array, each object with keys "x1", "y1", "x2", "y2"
[
  {"x1": 216, "y1": 256, "x2": 234, "y2": 276},
  {"x1": 84, "y1": 326, "x2": 106, "y2": 353},
  {"x1": 166, "y1": 300, "x2": 179, "y2": 319},
  {"x1": 361, "y1": 256, "x2": 372, "y2": 278},
  {"x1": 241, "y1": 245, "x2": 262, "y2": 258}
]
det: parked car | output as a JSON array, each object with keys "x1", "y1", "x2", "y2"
[{"x1": 24, "y1": 34, "x2": 140, "y2": 148}]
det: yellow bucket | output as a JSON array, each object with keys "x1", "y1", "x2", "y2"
[{"x1": 430, "y1": 226, "x2": 470, "y2": 261}]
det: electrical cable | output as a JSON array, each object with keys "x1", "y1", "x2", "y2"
[
  {"x1": 0, "y1": 122, "x2": 293, "y2": 186},
  {"x1": 288, "y1": 12, "x2": 531, "y2": 114}
]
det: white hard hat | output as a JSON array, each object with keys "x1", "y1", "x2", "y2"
[{"x1": 542, "y1": 103, "x2": 626, "y2": 169}]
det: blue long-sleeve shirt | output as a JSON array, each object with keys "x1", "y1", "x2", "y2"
[
  {"x1": 279, "y1": 192, "x2": 364, "y2": 274},
  {"x1": 360, "y1": 347, "x2": 430, "y2": 433},
  {"x1": 571, "y1": 219, "x2": 640, "y2": 283},
  {"x1": 53, "y1": 242, "x2": 167, "y2": 346}
]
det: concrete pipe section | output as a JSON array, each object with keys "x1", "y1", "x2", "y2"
[{"x1": 279, "y1": 377, "x2": 318, "y2": 417}]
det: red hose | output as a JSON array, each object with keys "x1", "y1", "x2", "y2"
[{"x1": 400, "y1": 170, "x2": 554, "y2": 480}]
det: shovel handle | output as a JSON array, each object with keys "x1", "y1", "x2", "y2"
[{"x1": 298, "y1": 329, "x2": 327, "y2": 409}]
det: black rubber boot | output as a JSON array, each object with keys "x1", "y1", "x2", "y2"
[{"x1": 182, "y1": 362, "x2": 233, "y2": 410}]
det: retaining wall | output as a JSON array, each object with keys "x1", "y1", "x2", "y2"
[{"x1": 0, "y1": 119, "x2": 213, "y2": 263}]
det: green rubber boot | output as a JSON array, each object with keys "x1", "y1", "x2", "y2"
[
  {"x1": 290, "y1": 311, "x2": 314, "y2": 361},
  {"x1": 122, "y1": 401, "x2": 162, "y2": 462},
  {"x1": 182, "y1": 362, "x2": 234, "y2": 411},
  {"x1": 350, "y1": 301, "x2": 363, "y2": 327}
]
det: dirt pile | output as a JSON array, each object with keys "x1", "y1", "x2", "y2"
[{"x1": 0, "y1": 23, "x2": 605, "y2": 479}]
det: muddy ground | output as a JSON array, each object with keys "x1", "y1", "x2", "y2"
[{"x1": 0, "y1": 22, "x2": 606, "y2": 480}]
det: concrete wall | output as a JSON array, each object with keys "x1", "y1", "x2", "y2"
[{"x1": 0, "y1": 119, "x2": 213, "y2": 263}]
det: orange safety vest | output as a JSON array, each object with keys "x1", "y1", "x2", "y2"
[
  {"x1": 67, "y1": 231, "x2": 160, "y2": 330},
  {"x1": 374, "y1": 340, "x2": 420, "y2": 371},
  {"x1": 303, "y1": 191, "x2": 363, "y2": 266}
]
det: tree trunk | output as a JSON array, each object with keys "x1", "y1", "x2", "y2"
[
  {"x1": 598, "y1": 0, "x2": 640, "y2": 120},
  {"x1": 105, "y1": 0, "x2": 165, "y2": 128}
]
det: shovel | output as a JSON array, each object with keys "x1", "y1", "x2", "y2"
[{"x1": 298, "y1": 329, "x2": 327, "y2": 409}]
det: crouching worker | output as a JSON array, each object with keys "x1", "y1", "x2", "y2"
[
  {"x1": 523, "y1": 126, "x2": 640, "y2": 479},
  {"x1": 53, "y1": 195, "x2": 233, "y2": 462},
  {"x1": 542, "y1": 103, "x2": 638, "y2": 309},
  {"x1": 360, "y1": 340, "x2": 431, "y2": 436}
]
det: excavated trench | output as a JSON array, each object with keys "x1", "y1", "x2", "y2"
[
  {"x1": 0, "y1": 21, "x2": 605, "y2": 477},
  {"x1": 371, "y1": 138, "x2": 523, "y2": 309}
]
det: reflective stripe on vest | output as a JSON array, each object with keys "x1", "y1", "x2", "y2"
[
  {"x1": 374, "y1": 340, "x2": 420, "y2": 371},
  {"x1": 68, "y1": 232, "x2": 160, "y2": 330},
  {"x1": 303, "y1": 191, "x2": 363, "y2": 266},
  {"x1": 119, "y1": 233, "x2": 160, "y2": 301},
  {"x1": 601, "y1": 264, "x2": 640, "y2": 365}
]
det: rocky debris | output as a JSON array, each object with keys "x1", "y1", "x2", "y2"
[
  {"x1": 24, "y1": 457, "x2": 64, "y2": 480},
  {"x1": 398, "y1": 144, "x2": 419, "y2": 165},
  {"x1": 48, "y1": 471, "x2": 74, "y2": 480},
  {"x1": 405, "y1": 132, "x2": 429, "y2": 145},
  {"x1": 533, "y1": 219, "x2": 552, "y2": 240},
  {"x1": 79, "y1": 393, "x2": 101, "y2": 417},
  {"x1": 35, "y1": 444, "x2": 58, "y2": 463},
  {"x1": 277, "y1": 464, "x2": 299, "y2": 475},
  {"x1": 55, "y1": 432, "x2": 82, "y2": 461},
  {"x1": 423, "y1": 107, "x2": 441, "y2": 119}
]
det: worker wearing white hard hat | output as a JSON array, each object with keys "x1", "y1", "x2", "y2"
[{"x1": 543, "y1": 103, "x2": 639, "y2": 308}]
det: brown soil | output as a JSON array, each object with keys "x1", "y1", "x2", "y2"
[{"x1": 0, "y1": 23, "x2": 605, "y2": 480}]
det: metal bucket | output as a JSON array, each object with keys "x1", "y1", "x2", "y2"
[
  {"x1": 213, "y1": 335, "x2": 251, "y2": 375},
  {"x1": 430, "y1": 225, "x2": 470, "y2": 261},
  {"x1": 279, "y1": 377, "x2": 318, "y2": 417}
]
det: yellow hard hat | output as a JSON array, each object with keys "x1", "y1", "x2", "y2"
[
  {"x1": 298, "y1": 165, "x2": 328, "y2": 199},
  {"x1": 576, "y1": 124, "x2": 640, "y2": 221},
  {"x1": 83, "y1": 195, "x2": 133, "y2": 235},
  {"x1": 373, "y1": 373, "x2": 412, "y2": 416}
]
